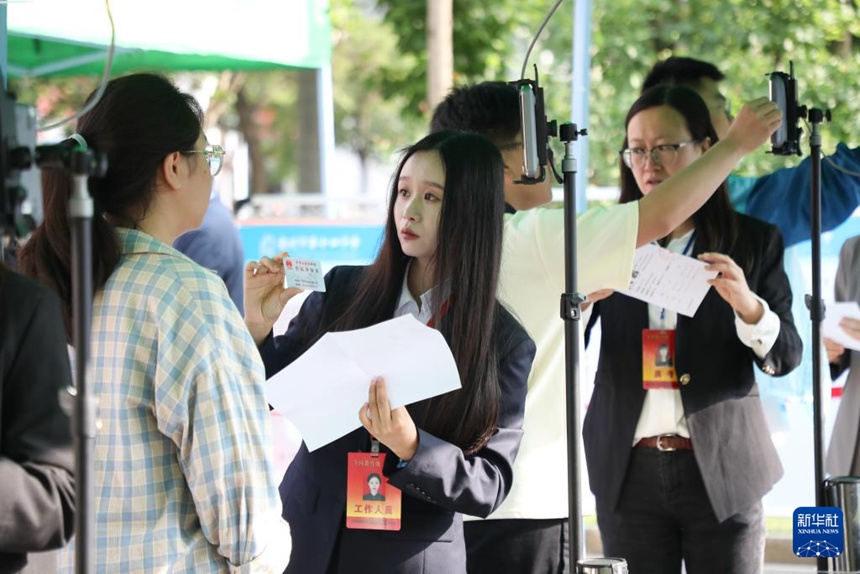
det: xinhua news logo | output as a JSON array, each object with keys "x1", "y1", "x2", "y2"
[{"x1": 793, "y1": 506, "x2": 844, "y2": 559}]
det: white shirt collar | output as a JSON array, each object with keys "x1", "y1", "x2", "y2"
[{"x1": 393, "y1": 262, "x2": 451, "y2": 325}]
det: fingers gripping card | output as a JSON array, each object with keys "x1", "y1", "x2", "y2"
[{"x1": 283, "y1": 258, "x2": 326, "y2": 291}]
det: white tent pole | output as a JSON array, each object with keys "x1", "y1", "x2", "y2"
[
  {"x1": 571, "y1": 0, "x2": 591, "y2": 213},
  {"x1": 567, "y1": 0, "x2": 592, "y2": 563},
  {"x1": 317, "y1": 63, "x2": 335, "y2": 217}
]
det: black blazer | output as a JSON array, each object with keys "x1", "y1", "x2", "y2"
[
  {"x1": 259, "y1": 265, "x2": 536, "y2": 574},
  {"x1": 583, "y1": 215, "x2": 802, "y2": 522},
  {"x1": 0, "y1": 268, "x2": 75, "y2": 573}
]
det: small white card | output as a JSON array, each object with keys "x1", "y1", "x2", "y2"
[{"x1": 283, "y1": 257, "x2": 326, "y2": 292}]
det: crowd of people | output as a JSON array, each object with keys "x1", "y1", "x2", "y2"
[{"x1": 1, "y1": 53, "x2": 859, "y2": 574}]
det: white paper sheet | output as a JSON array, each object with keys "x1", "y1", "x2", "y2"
[
  {"x1": 264, "y1": 314, "x2": 462, "y2": 451},
  {"x1": 619, "y1": 243, "x2": 718, "y2": 317},
  {"x1": 823, "y1": 301, "x2": 860, "y2": 352}
]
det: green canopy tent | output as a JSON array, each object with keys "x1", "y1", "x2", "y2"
[
  {"x1": 1, "y1": 0, "x2": 335, "y2": 216},
  {"x1": 4, "y1": 0, "x2": 330, "y2": 76}
]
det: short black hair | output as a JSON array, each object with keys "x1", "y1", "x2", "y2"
[
  {"x1": 430, "y1": 82, "x2": 521, "y2": 146},
  {"x1": 642, "y1": 56, "x2": 725, "y2": 93}
]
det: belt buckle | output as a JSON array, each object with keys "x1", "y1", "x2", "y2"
[{"x1": 656, "y1": 434, "x2": 677, "y2": 452}]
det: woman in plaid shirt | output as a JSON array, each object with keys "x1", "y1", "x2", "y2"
[{"x1": 20, "y1": 73, "x2": 292, "y2": 573}]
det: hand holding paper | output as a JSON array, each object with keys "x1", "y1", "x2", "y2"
[
  {"x1": 823, "y1": 301, "x2": 860, "y2": 353},
  {"x1": 620, "y1": 244, "x2": 717, "y2": 317},
  {"x1": 358, "y1": 377, "x2": 419, "y2": 461},
  {"x1": 265, "y1": 315, "x2": 461, "y2": 451},
  {"x1": 698, "y1": 252, "x2": 763, "y2": 324}
]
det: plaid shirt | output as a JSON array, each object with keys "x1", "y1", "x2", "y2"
[{"x1": 59, "y1": 228, "x2": 289, "y2": 573}]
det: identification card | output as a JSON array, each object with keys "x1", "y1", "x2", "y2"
[
  {"x1": 642, "y1": 329, "x2": 679, "y2": 389},
  {"x1": 283, "y1": 257, "x2": 326, "y2": 291},
  {"x1": 346, "y1": 452, "x2": 402, "y2": 530}
]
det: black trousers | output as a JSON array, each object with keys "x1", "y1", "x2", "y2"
[
  {"x1": 596, "y1": 448, "x2": 765, "y2": 574},
  {"x1": 464, "y1": 517, "x2": 569, "y2": 574}
]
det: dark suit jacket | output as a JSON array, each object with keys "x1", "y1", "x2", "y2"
[
  {"x1": 584, "y1": 215, "x2": 802, "y2": 522},
  {"x1": 259, "y1": 265, "x2": 535, "y2": 574},
  {"x1": 0, "y1": 268, "x2": 75, "y2": 573}
]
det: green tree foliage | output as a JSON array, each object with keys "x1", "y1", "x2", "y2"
[
  {"x1": 375, "y1": 0, "x2": 549, "y2": 118},
  {"x1": 330, "y1": 0, "x2": 426, "y2": 191},
  {"x1": 228, "y1": 71, "x2": 302, "y2": 192},
  {"x1": 9, "y1": 76, "x2": 102, "y2": 131},
  {"x1": 578, "y1": 0, "x2": 860, "y2": 186},
  {"x1": 377, "y1": 0, "x2": 860, "y2": 188},
  {"x1": 13, "y1": 1, "x2": 858, "y2": 198}
]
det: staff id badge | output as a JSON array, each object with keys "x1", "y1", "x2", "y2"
[
  {"x1": 642, "y1": 329, "x2": 679, "y2": 389},
  {"x1": 346, "y1": 452, "x2": 402, "y2": 531}
]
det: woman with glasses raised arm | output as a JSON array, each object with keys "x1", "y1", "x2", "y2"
[
  {"x1": 19, "y1": 72, "x2": 293, "y2": 573},
  {"x1": 582, "y1": 85, "x2": 802, "y2": 574}
]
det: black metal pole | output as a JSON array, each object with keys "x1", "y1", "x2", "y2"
[
  {"x1": 69, "y1": 163, "x2": 95, "y2": 574},
  {"x1": 806, "y1": 108, "x2": 831, "y2": 574},
  {"x1": 32, "y1": 142, "x2": 105, "y2": 574},
  {"x1": 559, "y1": 122, "x2": 587, "y2": 569}
]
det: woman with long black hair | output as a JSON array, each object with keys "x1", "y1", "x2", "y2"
[{"x1": 245, "y1": 130, "x2": 536, "y2": 574}]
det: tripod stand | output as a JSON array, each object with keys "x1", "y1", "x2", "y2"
[
  {"x1": 558, "y1": 121, "x2": 590, "y2": 568},
  {"x1": 35, "y1": 141, "x2": 106, "y2": 574},
  {"x1": 805, "y1": 106, "x2": 834, "y2": 574}
]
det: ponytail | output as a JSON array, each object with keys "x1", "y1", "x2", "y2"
[{"x1": 19, "y1": 163, "x2": 119, "y2": 340}]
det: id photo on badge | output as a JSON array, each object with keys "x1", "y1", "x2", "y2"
[
  {"x1": 642, "y1": 329, "x2": 679, "y2": 389},
  {"x1": 363, "y1": 472, "x2": 386, "y2": 501}
]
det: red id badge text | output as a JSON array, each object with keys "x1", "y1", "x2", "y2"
[
  {"x1": 642, "y1": 329, "x2": 679, "y2": 389},
  {"x1": 346, "y1": 452, "x2": 402, "y2": 530}
]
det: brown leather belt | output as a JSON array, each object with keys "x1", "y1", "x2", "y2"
[{"x1": 635, "y1": 434, "x2": 693, "y2": 451}]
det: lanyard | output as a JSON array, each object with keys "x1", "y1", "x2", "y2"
[{"x1": 659, "y1": 231, "x2": 697, "y2": 328}]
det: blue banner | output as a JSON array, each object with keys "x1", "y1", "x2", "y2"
[{"x1": 238, "y1": 220, "x2": 385, "y2": 270}]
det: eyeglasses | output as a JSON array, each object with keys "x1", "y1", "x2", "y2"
[
  {"x1": 620, "y1": 141, "x2": 699, "y2": 170},
  {"x1": 183, "y1": 144, "x2": 225, "y2": 176}
]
